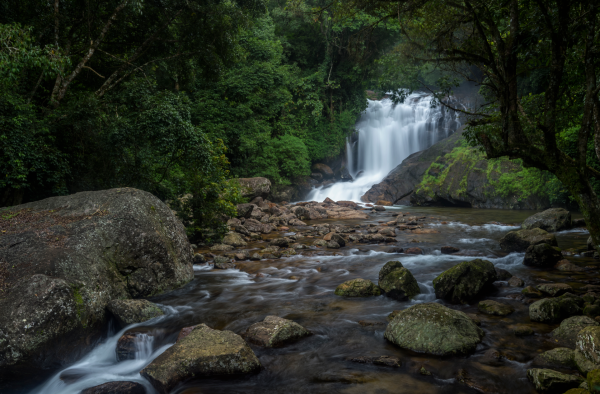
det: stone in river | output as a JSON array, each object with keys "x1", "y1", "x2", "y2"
[
  {"x1": 537, "y1": 283, "x2": 573, "y2": 297},
  {"x1": 192, "y1": 253, "x2": 206, "y2": 265},
  {"x1": 585, "y1": 305, "x2": 600, "y2": 319},
  {"x1": 510, "y1": 324, "x2": 534, "y2": 336},
  {"x1": 588, "y1": 369, "x2": 600, "y2": 393},
  {"x1": 270, "y1": 237, "x2": 290, "y2": 247},
  {"x1": 376, "y1": 200, "x2": 393, "y2": 206},
  {"x1": 243, "y1": 316, "x2": 311, "y2": 348},
  {"x1": 524, "y1": 243, "x2": 564, "y2": 267},
  {"x1": 334, "y1": 279, "x2": 381, "y2": 297},
  {"x1": 107, "y1": 299, "x2": 164, "y2": 328},
  {"x1": 327, "y1": 241, "x2": 341, "y2": 249},
  {"x1": 575, "y1": 326, "x2": 600, "y2": 375},
  {"x1": 116, "y1": 331, "x2": 151, "y2": 361},
  {"x1": 522, "y1": 285, "x2": 544, "y2": 298},
  {"x1": 80, "y1": 381, "x2": 146, "y2": 394},
  {"x1": 141, "y1": 324, "x2": 261, "y2": 394},
  {"x1": 384, "y1": 303, "x2": 484, "y2": 356},
  {"x1": 214, "y1": 261, "x2": 236, "y2": 269},
  {"x1": 556, "y1": 259, "x2": 586, "y2": 272},
  {"x1": 404, "y1": 247, "x2": 423, "y2": 255},
  {"x1": 522, "y1": 208, "x2": 572, "y2": 232},
  {"x1": 495, "y1": 268, "x2": 513, "y2": 280},
  {"x1": 526, "y1": 368, "x2": 583, "y2": 393},
  {"x1": 377, "y1": 261, "x2": 420, "y2": 301},
  {"x1": 500, "y1": 227, "x2": 558, "y2": 252},
  {"x1": 552, "y1": 316, "x2": 599, "y2": 348},
  {"x1": 532, "y1": 348, "x2": 576, "y2": 370},
  {"x1": 432, "y1": 259, "x2": 497, "y2": 304},
  {"x1": 210, "y1": 243, "x2": 234, "y2": 251},
  {"x1": 508, "y1": 276, "x2": 525, "y2": 287},
  {"x1": 529, "y1": 294, "x2": 583, "y2": 323},
  {"x1": 222, "y1": 232, "x2": 247, "y2": 247},
  {"x1": 441, "y1": 246, "x2": 460, "y2": 254},
  {"x1": 478, "y1": 300, "x2": 514, "y2": 316}
]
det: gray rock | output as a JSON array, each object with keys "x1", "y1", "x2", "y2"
[
  {"x1": 384, "y1": 303, "x2": 484, "y2": 356},
  {"x1": 192, "y1": 253, "x2": 206, "y2": 265},
  {"x1": 238, "y1": 177, "x2": 271, "y2": 199},
  {"x1": 524, "y1": 243, "x2": 564, "y2": 267},
  {"x1": 552, "y1": 316, "x2": 599, "y2": 348},
  {"x1": 522, "y1": 208, "x2": 572, "y2": 232},
  {"x1": 222, "y1": 232, "x2": 247, "y2": 247},
  {"x1": 210, "y1": 243, "x2": 234, "y2": 251},
  {"x1": 499, "y1": 228, "x2": 558, "y2": 252},
  {"x1": 243, "y1": 316, "x2": 312, "y2": 347},
  {"x1": 141, "y1": 324, "x2": 261, "y2": 394},
  {"x1": 330, "y1": 233, "x2": 346, "y2": 246},
  {"x1": 495, "y1": 268, "x2": 513, "y2": 280},
  {"x1": 334, "y1": 279, "x2": 381, "y2": 297},
  {"x1": 478, "y1": 300, "x2": 514, "y2": 316},
  {"x1": 432, "y1": 259, "x2": 497, "y2": 304},
  {"x1": 537, "y1": 283, "x2": 573, "y2": 297},
  {"x1": 80, "y1": 381, "x2": 146, "y2": 394},
  {"x1": 529, "y1": 294, "x2": 583, "y2": 323},
  {"x1": 378, "y1": 261, "x2": 420, "y2": 301},
  {"x1": 327, "y1": 241, "x2": 341, "y2": 249},
  {"x1": 526, "y1": 368, "x2": 583, "y2": 393},
  {"x1": 532, "y1": 348, "x2": 576, "y2": 370},
  {"x1": 116, "y1": 331, "x2": 151, "y2": 361},
  {"x1": 269, "y1": 238, "x2": 290, "y2": 247},
  {"x1": 108, "y1": 299, "x2": 164, "y2": 327},
  {"x1": 236, "y1": 203, "x2": 255, "y2": 218},
  {"x1": 312, "y1": 163, "x2": 334, "y2": 179},
  {"x1": 508, "y1": 276, "x2": 525, "y2": 287},
  {"x1": 0, "y1": 188, "x2": 193, "y2": 376}
]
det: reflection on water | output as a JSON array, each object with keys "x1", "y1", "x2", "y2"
[{"x1": 29, "y1": 205, "x2": 593, "y2": 394}]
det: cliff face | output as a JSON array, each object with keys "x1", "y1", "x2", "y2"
[{"x1": 362, "y1": 131, "x2": 554, "y2": 209}]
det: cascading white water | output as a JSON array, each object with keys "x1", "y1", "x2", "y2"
[{"x1": 306, "y1": 92, "x2": 460, "y2": 202}]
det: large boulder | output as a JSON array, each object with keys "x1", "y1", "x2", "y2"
[
  {"x1": 141, "y1": 324, "x2": 261, "y2": 394},
  {"x1": 107, "y1": 299, "x2": 164, "y2": 328},
  {"x1": 524, "y1": 243, "x2": 564, "y2": 267},
  {"x1": 222, "y1": 232, "x2": 247, "y2": 248},
  {"x1": 334, "y1": 279, "x2": 381, "y2": 297},
  {"x1": 237, "y1": 177, "x2": 271, "y2": 199},
  {"x1": 532, "y1": 348, "x2": 576, "y2": 370},
  {"x1": 432, "y1": 259, "x2": 497, "y2": 304},
  {"x1": 0, "y1": 188, "x2": 193, "y2": 379},
  {"x1": 529, "y1": 294, "x2": 583, "y2": 323},
  {"x1": 312, "y1": 163, "x2": 334, "y2": 179},
  {"x1": 526, "y1": 368, "x2": 583, "y2": 393},
  {"x1": 384, "y1": 303, "x2": 484, "y2": 356},
  {"x1": 499, "y1": 228, "x2": 558, "y2": 252},
  {"x1": 378, "y1": 261, "x2": 420, "y2": 301},
  {"x1": 243, "y1": 316, "x2": 311, "y2": 348},
  {"x1": 81, "y1": 381, "x2": 146, "y2": 394},
  {"x1": 522, "y1": 208, "x2": 572, "y2": 232},
  {"x1": 552, "y1": 316, "x2": 599, "y2": 348}
]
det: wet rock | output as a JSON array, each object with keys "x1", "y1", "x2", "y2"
[
  {"x1": 556, "y1": 260, "x2": 586, "y2": 272},
  {"x1": 479, "y1": 348, "x2": 504, "y2": 366},
  {"x1": 238, "y1": 177, "x2": 271, "y2": 199},
  {"x1": 270, "y1": 238, "x2": 290, "y2": 247},
  {"x1": 244, "y1": 218, "x2": 273, "y2": 234},
  {"x1": 192, "y1": 253, "x2": 206, "y2": 265},
  {"x1": 243, "y1": 316, "x2": 311, "y2": 348},
  {"x1": 478, "y1": 300, "x2": 514, "y2": 316},
  {"x1": 261, "y1": 246, "x2": 280, "y2": 254},
  {"x1": 313, "y1": 371, "x2": 375, "y2": 384},
  {"x1": 377, "y1": 261, "x2": 420, "y2": 301},
  {"x1": 590, "y1": 237, "x2": 595, "y2": 251},
  {"x1": 524, "y1": 243, "x2": 564, "y2": 267},
  {"x1": 537, "y1": 283, "x2": 573, "y2": 297},
  {"x1": 358, "y1": 320, "x2": 386, "y2": 327},
  {"x1": 231, "y1": 251, "x2": 250, "y2": 261},
  {"x1": 420, "y1": 366, "x2": 432, "y2": 375},
  {"x1": 387, "y1": 310, "x2": 401, "y2": 321},
  {"x1": 577, "y1": 327, "x2": 600, "y2": 372},
  {"x1": 441, "y1": 246, "x2": 460, "y2": 254},
  {"x1": 495, "y1": 268, "x2": 513, "y2": 280},
  {"x1": 312, "y1": 163, "x2": 334, "y2": 179},
  {"x1": 529, "y1": 294, "x2": 583, "y2": 323},
  {"x1": 522, "y1": 286, "x2": 544, "y2": 298},
  {"x1": 432, "y1": 259, "x2": 497, "y2": 304},
  {"x1": 374, "y1": 205, "x2": 386, "y2": 211},
  {"x1": 213, "y1": 260, "x2": 236, "y2": 269},
  {"x1": 532, "y1": 348, "x2": 576, "y2": 370},
  {"x1": 210, "y1": 243, "x2": 234, "y2": 252},
  {"x1": 326, "y1": 241, "x2": 341, "y2": 249},
  {"x1": 116, "y1": 332, "x2": 149, "y2": 361},
  {"x1": 107, "y1": 299, "x2": 164, "y2": 328},
  {"x1": 80, "y1": 381, "x2": 146, "y2": 394},
  {"x1": 511, "y1": 324, "x2": 534, "y2": 336},
  {"x1": 500, "y1": 228, "x2": 558, "y2": 252},
  {"x1": 334, "y1": 279, "x2": 381, "y2": 297},
  {"x1": 588, "y1": 369, "x2": 600, "y2": 393},
  {"x1": 508, "y1": 276, "x2": 525, "y2": 287},
  {"x1": 563, "y1": 389, "x2": 590, "y2": 394},
  {"x1": 141, "y1": 324, "x2": 261, "y2": 394},
  {"x1": 384, "y1": 303, "x2": 484, "y2": 356},
  {"x1": 280, "y1": 248, "x2": 297, "y2": 257},
  {"x1": 466, "y1": 313, "x2": 482, "y2": 326},
  {"x1": 330, "y1": 233, "x2": 346, "y2": 246},
  {"x1": 176, "y1": 326, "x2": 197, "y2": 342},
  {"x1": 551, "y1": 316, "x2": 600, "y2": 349},
  {"x1": 404, "y1": 247, "x2": 423, "y2": 255},
  {"x1": 378, "y1": 227, "x2": 395, "y2": 237},
  {"x1": 527, "y1": 368, "x2": 583, "y2": 393},
  {"x1": 522, "y1": 208, "x2": 572, "y2": 232},
  {"x1": 574, "y1": 349, "x2": 600, "y2": 375},
  {"x1": 222, "y1": 232, "x2": 247, "y2": 248},
  {"x1": 313, "y1": 239, "x2": 327, "y2": 247},
  {"x1": 377, "y1": 200, "x2": 393, "y2": 206},
  {"x1": 372, "y1": 355, "x2": 401, "y2": 367},
  {"x1": 236, "y1": 203, "x2": 255, "y2": 218}
]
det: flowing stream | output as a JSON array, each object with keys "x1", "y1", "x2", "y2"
[{"x1": 306, "y1": 93, "x2": 460, "y2": 202}]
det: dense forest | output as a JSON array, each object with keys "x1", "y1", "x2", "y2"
[{"x1": 1, "y1": 0, "x2": 599, "y2": 249}]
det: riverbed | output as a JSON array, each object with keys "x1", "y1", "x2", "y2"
[{"x1": 29, "y1": 205, "x2": 593, "y2": 394}]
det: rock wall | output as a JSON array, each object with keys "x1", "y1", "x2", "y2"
[
  {"x1": 0, "y1": 188, "x2": 194, "y2": 380},
  {"x1": 362, "y1": 131, "x2": 553, "y2": 209}
]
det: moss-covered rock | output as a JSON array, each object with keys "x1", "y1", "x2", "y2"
[
  {"x1": 588, "y1": 369, "x2": 600, "y2": 394},
  {"x1": 537, "y1": 283, "x2": 573, "y2": 297},
  {"x1": 524, "y1": 243, "x2": 564, "y2": 267},
  {"x1": 500, "y1": 228, "x2": 558, "y2": 252},
  {"x1": 577, "y1": 327, "x2": 600, "y2": 366},
  {"x1": 522, "y1": 285, "x2": 544, "y2": 298},
  {"x1": 107, "y1": 299, "x2": 163, "y2": 328},
  {"x1": 384, "y1": 303, "x2": 484, "y2": 356},
  {"x1": 140, "y1": 324, "x2": 261, "y2": 394},
  {"x1": 477, "y1": 300, "x2": 514, "y2": 316},
  {"x1": 378, "y1": 261, "x2": 420, "y2": 301},
  {"x1": 575, "y1": 350, "x2": 600, "y2": 375},
  {"x1": 334, "y1": 279, "x2": 381, "y2": 297},
  {"x1": 529, "y1": 294, "x2": 583, "y2": 323},
  {"x1": 553, "y1": 316, "x2": 599, "y2": 348},
  {"x1": 432, "y1": 259, "x2": 497, "y2": 304},
  {"x1": 532, "y1": 348, "x2": 576, "y2": 370},
  {"x1": 243, "y1": 316, "x2": 312, "y2": 348},
  {"x1": 522, "y1": 208, "x2": 572, "y2": 232},
  {"x1": 527, "y1": 368, "x2": 583, "y2": 393},
  {"x1": 222, "y1": 232, "x2": 247, "y2": 247}
]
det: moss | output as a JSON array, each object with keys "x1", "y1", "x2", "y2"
[{"x1": 71, "y1": 286, "x2": 87, "y2": 328}]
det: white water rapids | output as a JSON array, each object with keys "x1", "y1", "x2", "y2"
[{"x1": 306, "y1": 92, "x2": 460, "y2": 202}]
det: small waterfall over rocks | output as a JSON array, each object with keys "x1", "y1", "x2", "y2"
[{"x1": 306, "y1": 92, "x2": 461, "y2": 202}]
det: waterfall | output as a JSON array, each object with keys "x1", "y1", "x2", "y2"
[{"x1": 306, "y1": 92, "x2": 460, "y2": 202}]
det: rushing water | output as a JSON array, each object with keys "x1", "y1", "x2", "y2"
[
  {"x1": 26, "y1": 206, "x2": 593, "y2": 394},
  {"x1": 307, "y1": 93, "x2": 460, "y2": 202}
]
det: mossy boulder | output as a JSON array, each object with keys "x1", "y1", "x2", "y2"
[
  {"x1": 222, "y1": 232, "x2": 247, "y2": 247},
  {"x1": 524, "y1": 243, "x2": 564, "y2": 267},
  {"x1": 532, "y1": 348, "x2": 576, "y2": 370},
  {"x1": 522, "y1": 286, "x2": 544, "y2": 298},
  {"x1": 107, "y1": 299, "x2": 164, "y2": 328},
  {"x1": 522, "y1": 208, "x2": 572, "y2": 232},
  {"x1": 140, "y1": 324, "x2": 261, "y2": 394},
  {"x1": 384, "y1": 303, "x2": 484, "y2": 356},
  {"x1": 334, "y1": 279, "x2": 381, "y2": 297},
  {"x1": 432, "y1": 259, "x2": 497, "y2": 304},
  {"x1": 529, "y1": 294, "x2": 583, "y2": 323},
  {"x1": 499, "y1": 228, "x2": 558, "y2": 252},
  {"x1": 526, "y1": 368, "x2": 583, "y2": 393},
  {"x1": 243, "y1": 316, "x2": 312, "y2": 348},
  {"x1": 378, "y1": 261, "x2": 420, "y2": 301},
  {"x1": 552, "y1": 316, "x2": 599, "y2": 348},
  {"x1": 577, "y1": 327, "x2": 600, "y2": 367},
  {"x1": 477, "y1": 300, "x2": 514, "y2": 316},
  {"x1": 537, "y1": 283, "x2": 573, "y2": 297},
  {"x1": 588, "y1": 369, "x2": 600, "y2": 394}
]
